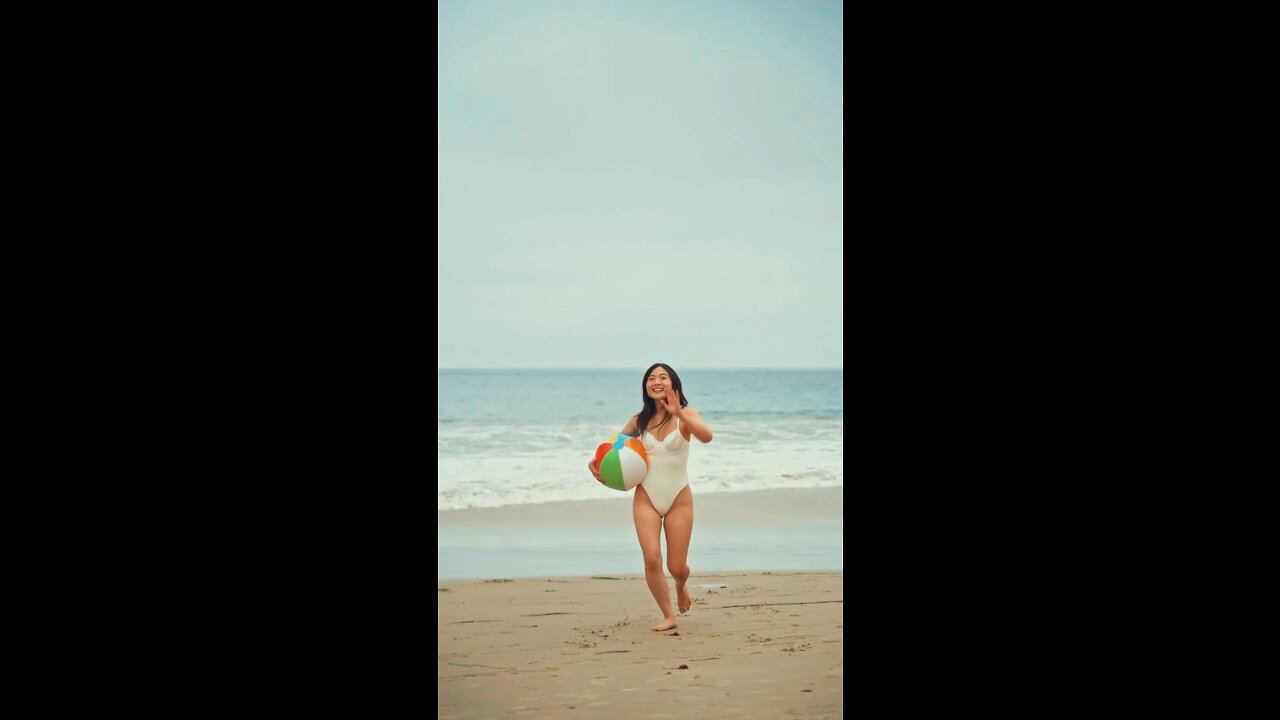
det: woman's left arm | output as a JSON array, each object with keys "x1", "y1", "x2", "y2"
[
  {"x1": 663, "y1": 388, "x2": 713, "y2": 443},
  {"x1": 678, "y1": 407, "x2": 714, "y2": 443}
]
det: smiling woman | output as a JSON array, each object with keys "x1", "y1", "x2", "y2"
[{"x1": 587, "y1": 362, "x2": 714, "y2": 632}]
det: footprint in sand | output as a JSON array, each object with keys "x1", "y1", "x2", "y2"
[{"x1": 781, "y1": 642, "x2": 813, "y2": 653}]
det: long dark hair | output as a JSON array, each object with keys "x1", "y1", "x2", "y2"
[{"x1": 636, "y1": 363, "x2": 689, "y2": 438}]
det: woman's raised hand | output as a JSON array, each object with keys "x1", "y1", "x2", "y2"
[{"x1": 661, "y1": 387, "x2": 683, "y2": 416}]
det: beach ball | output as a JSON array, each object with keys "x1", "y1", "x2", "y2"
[{"x1": 593, "y1": 434, "x2": 649, "y2": 491}]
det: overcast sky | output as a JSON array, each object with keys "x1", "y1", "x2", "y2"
[{"x1": 439, "y1": 0, "x2": 842, "y2": 368}]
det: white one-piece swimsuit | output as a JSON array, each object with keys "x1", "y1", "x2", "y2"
[{"x1": 641, "y1": 418, "x2": 690, "y2": 516}]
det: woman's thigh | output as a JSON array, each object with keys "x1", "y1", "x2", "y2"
[
  {"x1": 633, "y1": 486, "x2": 664, "y2": 560},
  {"x1": 662, "y1": 486, "x2": 693, "y2": 562}
]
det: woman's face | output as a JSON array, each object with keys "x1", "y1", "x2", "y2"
[{"x1": 646, "y1": 368, "x2": 673, "y2": 400}]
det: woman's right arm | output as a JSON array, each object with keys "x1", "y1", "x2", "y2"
[{"x1": 620, "y1": 414, "x2": 639, "y2": 437}]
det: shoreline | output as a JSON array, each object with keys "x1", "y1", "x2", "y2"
[{"x1": 438, "y1": 487, "x2": 843, "y2": 580}]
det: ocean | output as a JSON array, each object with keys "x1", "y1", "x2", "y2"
[{"x1": 438, "y1": 368, "x2": 843, "y2": 511}]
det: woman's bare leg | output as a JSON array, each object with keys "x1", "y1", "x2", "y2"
[
  {"x1": 633, "y1": 486, "x2": 677, "y2": 630},
  {"x1": 663, "y1": 486, "x2": 694, "y2": 614}
]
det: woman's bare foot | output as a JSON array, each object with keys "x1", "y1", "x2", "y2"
[
  {"x1": 652, "y1": 617, "x2": 678, "y2": 632},
  {"x1": 674, "y1": 567, "x2": 692, "y2": 614},
  {"x1": 676, "y1": 583, "x2": 692, "y2": 614}
]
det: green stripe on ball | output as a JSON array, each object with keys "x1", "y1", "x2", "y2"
[{"x1": 600, "y1": 451, "x2": 625, "y2": 491}]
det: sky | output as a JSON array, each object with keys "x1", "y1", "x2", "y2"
[{"x1": 439, "y1": 0, "x2": 843, "y2": 369}]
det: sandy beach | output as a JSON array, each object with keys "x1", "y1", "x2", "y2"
[{"x1": 438, "y1": 571, "x2": 843, "y2": 719}]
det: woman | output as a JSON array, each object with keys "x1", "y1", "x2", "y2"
[{"x1": 588, "y1": 363, "x2": 714, "y2": 631}]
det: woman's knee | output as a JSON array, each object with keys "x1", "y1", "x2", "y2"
[
  {"x1": 643, "y1": 555, "x2": 663, "y2": 574},
  {"x1": 666, "y1": 560, "x2": 687, "y2": 577}
]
